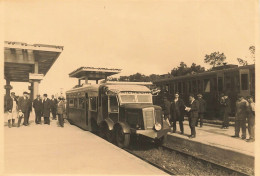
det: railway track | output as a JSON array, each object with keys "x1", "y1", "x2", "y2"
[
  {"x1": 125, "y1": 142, "x2": 252, "y2": 176},
  {"x1": 161, "y1": 145, "x2": 251, "y2": 176}
]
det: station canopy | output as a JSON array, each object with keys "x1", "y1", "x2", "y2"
[
  {"x1": 69, "y1": 67, "x2": 122, "y2": 80},
  {"x1": 4, "y1": 41, "x2": 63, "y2": 82}
]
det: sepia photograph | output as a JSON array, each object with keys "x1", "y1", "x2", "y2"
[{"x1": 1, "y1": 0, "x2": 259, "y2": 175}]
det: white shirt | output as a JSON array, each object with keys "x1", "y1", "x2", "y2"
[{"x1": 12, "y1": 98, "x2": 17, "y2": 111}]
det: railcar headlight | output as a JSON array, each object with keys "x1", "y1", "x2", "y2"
[{"x1": 154, "y1": 123, "x2": 162, "y2": 131}]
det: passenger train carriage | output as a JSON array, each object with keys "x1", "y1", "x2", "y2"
[
  {"x1": 66, "y1": 82, "x2": 170, "y2": 148},
  {"x1": 153, "y1": 64, "x2": 255, "y2": 118}
]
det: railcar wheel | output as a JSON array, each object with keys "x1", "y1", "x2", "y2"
[{"x1": 116, "y1": 126, "x2": 130, "y2": 148}]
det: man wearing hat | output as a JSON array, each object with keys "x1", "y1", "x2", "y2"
[
  {"x1": 170, "y1": 92, "x2": 185, "y2": 134},
  {"x1": 232, "y1": 95, "x2": 247, "y2": 139},
  {"x1": 33, "y1": 94, "x2": 43, "y2": 124},
  {"x1": 185, "y1": 94, "x2": 199, "y2": 138},
  {"x1": 196, "y1": 93, "x2": 206, "y2": 128},
  {"x1": 5, "y1": 92, "x2": 18, "y2": 128},
  {"x1": 42, "y1": 94, "x2": 51, "y2": 125},
  {"x1": 17, "y1": 91, "x2": 32, "y2": 127}
]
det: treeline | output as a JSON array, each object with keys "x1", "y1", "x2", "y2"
[{"x1": 108, "y1": 46, "x2": 255, "y2": 82}]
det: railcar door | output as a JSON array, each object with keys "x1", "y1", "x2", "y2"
[{"x1": 108, "y1": 95, "x2": 119, "y2": 123}]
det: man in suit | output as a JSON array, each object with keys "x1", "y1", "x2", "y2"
[
  {"x1": 17, "y1": 92, "x2": 32, "y2": 127},
  {"x1": 196, "y1": 93, "x2": 206, "y2": 128},
  {"x1": 50, "y1": 95, "x2": 58, "y2": 120},
  {"x1": 33, "y1": 94, "x2": 43, "y2": 124},
  {"x1": 42, "y1": 94, "x2": 51, "y2": 125},
  {"x1": 246, "y1": 96, "x2": 255, "y2": 142},
  {"x1": 5, "y1": 92, "x2": 18, "y2": 128},
  {"x1": 186, "y1": 94, "x2": 199, "y2": 138},
  {"x1": 220, "y1": 93, "x2": 231, "y2": 129},
  {"x1": 170, "y1": 92, "x2": 185, "y2": 134},
  {"x1": 232, "y1": 95, "x2": 247, "y2": 139}
]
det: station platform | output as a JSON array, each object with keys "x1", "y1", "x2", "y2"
[
  {"x1": 4, "y1": 114, "x2": 167, "y2": 175},
  {"x1": 166, "y1": 120, "x2": 254, "y2": 171}
]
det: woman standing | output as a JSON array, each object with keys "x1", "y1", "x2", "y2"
[{"x1": 57, "y1": 96, "x2": 66, "y2": 127}]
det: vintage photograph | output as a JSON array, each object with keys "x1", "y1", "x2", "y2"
[{"x1": 2, "y1": 0, "x2": 258, "y2": 175}]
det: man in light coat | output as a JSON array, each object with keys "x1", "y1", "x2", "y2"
[{"x1": 186, "y1": 94, "x2": 199, "y2": 138}]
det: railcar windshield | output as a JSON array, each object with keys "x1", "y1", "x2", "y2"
[{"x1": 119, "y1": 93, "x2": 152, "y2": 103}]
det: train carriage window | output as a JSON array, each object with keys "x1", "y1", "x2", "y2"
[
  {"x1": 109, "y1": 96, "x2": 118, "y2": 113},
  {"x1": 89, "y1": 97, "x2": 97, "y2": 111},
  {"x1": 69, "y1": 99, "x2": 74, "y2": 107},
  {"x1": 241, "y1": 74, "x2": 249, "y2": 90},
  {"x1": 74, "y1": 98, "x2": 78, "y2": 108},
  {"x1": 204, "y1": 79, "x2": 210, "y2": 92},
  {"x1": 178, "y1": 82, "x2": 181, "y2": 93},
  {"x1": 197, "y1": 80, "x2": 202, "y2": 93},
  {"x1": 182, "y1": 82, "x2": 186, "y2": 94},
  {"x1": 78, "y1": 97, "x2": 85, "y2": 109},
  {"x1": 192, "y1": 80, "x2": 197, "y2": 93},
  {"x1": 218, "y1": 77, "x2": 223, "y2": 92}
]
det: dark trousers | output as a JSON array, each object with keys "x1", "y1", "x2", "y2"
[
  {"x1": 248, "y1": 117, "x2": 255, "y2": 139},
  {"x1": 58, "y1": 114, "x2": 64, "y2": 127},
  {"x1": 23, "y1": 110, "x2": 30, "y2": 125},
  {"x1": 51, "y1": 108, "x2": 57, "y2": 119},
  {"x1": 235, "y1": 118, "x2": 246, "y2": 138},
  {"x1": 222, "y1": 111, "x2": 229, "y2": 127},
  {"x1": 173, "y1": 120, "x2": 184, "y2": 133},
  {"x1": 35, "y1": 110, "x2": 42, "y2": 124},
  {"x1": 189, "y1": 117, "x2": 197, "y2": 136},
  {"x1": 44, "y1": 117, "x2": 50, "y2": 124},
  {"x1": 196, "y1": 113, "x2": 204, "y2": 127},
  {"x1": 17, "y1": 115, "x2": 24, "y2": 127}
]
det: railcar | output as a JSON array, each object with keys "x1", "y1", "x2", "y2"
[
  {"x1": 153, "y1": 64, "x2": 255, "y2": 118},
  {"x1": 66, "y1": 82, "x2": 170, "y2": 148}
]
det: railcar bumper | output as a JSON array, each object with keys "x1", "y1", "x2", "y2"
[{"x1": 133, "y1": 128, "x2": 170, "y2": 139}]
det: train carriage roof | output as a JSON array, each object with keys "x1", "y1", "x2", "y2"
[{"x1": 154, "y1": 64, "x2": 255, "y2": 83}]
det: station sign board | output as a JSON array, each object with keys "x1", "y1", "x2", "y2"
[{"x1": 29, "y1": 73, "x2": 44, "y2": 80}]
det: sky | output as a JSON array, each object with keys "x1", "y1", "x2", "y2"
[{"x1": 3, "y1": 0, "x2": 258, "y2": 96}]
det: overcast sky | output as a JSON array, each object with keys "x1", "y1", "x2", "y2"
[{"x1": 3, "y1": 0, "x2": 257, "y2": 96}]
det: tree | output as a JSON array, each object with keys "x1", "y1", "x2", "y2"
[
  {"x1": 237, "y1": 58, "x2": 248, "y2": 66},
  {"x1": 171, "y1": 62, "x2": 205, "y2": 76},
  {"x1": 249, "y1": 45, "x2": 255, "y2": 63},
  {"x1": 204, "y1": 52, "x2": 226, "y2": 67}
]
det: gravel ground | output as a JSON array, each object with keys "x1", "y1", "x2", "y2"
[{"x1": 129, "y1": 137, "x2": 249, "y2": 176}]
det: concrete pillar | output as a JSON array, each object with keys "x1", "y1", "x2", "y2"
[
  {"x1": 5, "y1": 79, "x2": 12, "y2": 97},
  {"x1": 78, "y1": 79, "x2": 81, "y2": 86},
  {"x1": 32, "y1": 81, "x2": 39, "y2": 99},
  {"x1": 85, "y1": 77, "x2": 88, "y2": 84},
  {"x1": 31, "y1": 61, "x2": 40, "y2": 100},
  {"x1": 96, "y1": 80, "x2": 98, "y2": 84}
]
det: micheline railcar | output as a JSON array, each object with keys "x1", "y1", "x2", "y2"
[
  {"x1": 66, "y1": 82, "x2": 170, "y2": 148},
  {"x1": 153, "y1": 64, "x2": 255, "y2": 118}
]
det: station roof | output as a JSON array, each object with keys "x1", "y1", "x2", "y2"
[
  {"x1": 69, "y1": 67, "x2": 121, "y2": 80},
  {"x1": 4, "y1": 41, "x2": 63, "y2": 82}
]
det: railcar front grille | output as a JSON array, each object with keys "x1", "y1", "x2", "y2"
[{"x1": 143, "y1": 108, "x2": 155, "y2": 129}]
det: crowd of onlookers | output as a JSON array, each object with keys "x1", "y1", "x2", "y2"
[
  {"x1": 4, "y1": 91, "x2": 66, "y2": 128},
  {"x1": 161, "y1": 92, "x2": 255, "y2": 142}
]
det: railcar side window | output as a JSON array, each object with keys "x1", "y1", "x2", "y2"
[
  {"x1": 109, "y1": 96, "x2": 118, "y2": 113},
  {"x1": 69, "y1": 99, "x2": 74, "y2": 107},
  {"x1": 78, "y1": 97, "x2": 85, "y2": 109},
  {"x1": 218, "y1": 77, "x2": 223, "y2": 92},
  {"x1": 241, "y1": 74, "x2": 248, "y2": 90},
  {"x1": 204, "y1": 79, "x2": 210, "y2": 92},
  {"x1": 89, "y1": 97, "x2": 97, "y2": 111}
]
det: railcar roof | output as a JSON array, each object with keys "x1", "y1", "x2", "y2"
[
  {"x1": 102, "y1": 84, "x2": 151, "y2": 93},
  {"x1": 66, "y1": 83, "x2": 151, "y2": 94}
]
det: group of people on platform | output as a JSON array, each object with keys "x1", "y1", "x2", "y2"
[
  {"x1": 4, "y1": 91, "x2": 66, "y2": 128},
  {"x1": 161, "y1": 92, "x2": 255, "y2": 142}
]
